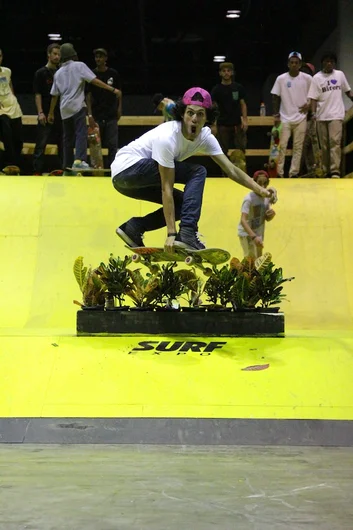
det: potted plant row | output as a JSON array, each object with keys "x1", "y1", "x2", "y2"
[{"x1": 73, "y1": 252, "x2": 294, "y2": 313}]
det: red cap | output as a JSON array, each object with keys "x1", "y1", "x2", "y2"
[{"x1": 253, "y1": 170, "x2": 269, "y2": 182}]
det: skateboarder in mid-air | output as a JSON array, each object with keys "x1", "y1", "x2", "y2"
[{"x1": 112, "y1": 87, "x2": 277, "y2": 252}]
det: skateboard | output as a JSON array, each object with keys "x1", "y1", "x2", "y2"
[
  {"x1": 88, "y1": 125, "x2": 104, "y2": 169},
  {"x1": 301, "y1": 121, "x2": 324, "y2": 178},
  {"x1": 229, "y1": 149, "x2": 247, "y2": 173},
  {"x1": 126, "y1": 246, "x2": 231, "y2": 276},
  {"x1": 65, "y1": 167, "x2": 111, "y2": 176},
  {"x1": 265, "y1": 124, "x2": 282, "y2": 178}
]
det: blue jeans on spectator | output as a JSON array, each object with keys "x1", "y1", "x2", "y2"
[
  {"x1": 112, "y1": 158, "x2": 207, "y2": 232},
  {"x1": 62, "y1": 107, "x2": 87, "y2": 169},
  {"x1": 96, "y1": 118, "x2": 118, "y2": 168}
]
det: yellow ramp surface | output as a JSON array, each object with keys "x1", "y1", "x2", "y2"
[{"x1": 1, "y1": 176, "x2": 353, "y2": 420}]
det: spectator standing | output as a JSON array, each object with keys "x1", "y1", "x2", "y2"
[
  {"x1": 33, "y1": 43, "x2": 62, "y2": 175},
  {"x1": 210, "y1": 62, "x2": 248, "y2": 158},
  {"x1": 86, "y1": 48, "x2": 122, "y2": 168},
  {"x1": 48, "y1": 43, "x2": 121, "y2": 172},
  {"x1": 308, "y1": 52, "x2": 353, "y2": 178},
  {"x1": 0, "y1": 48, "x2": 23, "y2": 174},
  {"x1": 271, "y1": 52, "x2": 312, "y2": 178}
]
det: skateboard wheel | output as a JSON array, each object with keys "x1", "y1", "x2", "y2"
[
  {"x1": 132, "y1": 254, "x2": 141, "y2": 263},
  {"x1": 185, "y1": 256, "x2": 194, "y2": 266},
  {"x1": 204, "y1": 267, "x2": 213, "y2": 277}
]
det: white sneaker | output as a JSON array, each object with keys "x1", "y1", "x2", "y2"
[{"x1": 73, "y1": 160, "x2": 91, "y2": 169}]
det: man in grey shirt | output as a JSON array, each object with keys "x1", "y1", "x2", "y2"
[{"x1": 48, "y1": 43, "x2": 121, "y2": 171}]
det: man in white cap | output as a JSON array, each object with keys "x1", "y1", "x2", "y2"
[
  {"x1": 271, "y1": 52, "x2": 312, "y2": 177},
  {"x1": 112, "y1": 87, "x2": 276, "y2": 251}
]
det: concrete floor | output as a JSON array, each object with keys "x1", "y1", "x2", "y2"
[{"x1": 0, "y1": 445, "x2": 352, "y2": 529}]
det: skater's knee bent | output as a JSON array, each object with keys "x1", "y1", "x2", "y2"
[{"x1": 193, "y1": 165, "x2": 207, "y2": 178}]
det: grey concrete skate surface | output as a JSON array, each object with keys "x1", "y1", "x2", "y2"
[{"x1": 0, "y1": 445, "x2": 352, "y2": 529}]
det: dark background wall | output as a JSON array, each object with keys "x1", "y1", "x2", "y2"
[{"x1": 1, "y1": 0, "x2": 338, "y2": 112}]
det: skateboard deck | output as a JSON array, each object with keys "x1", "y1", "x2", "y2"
[
  {"x1": 302, "y1": 121, "x2": 324, "y2": 178},
  {"x1": 229, "y1": 149, "x2": 247, "y2": 173},
  {"x1": 88, "y1": 125, "x2": 104, "y2": 169},
  {"x1": 65, "y1": 167, "x2": 111, "y2": 176},
  {"x1": 265, "y1": 124, "x2": 282, "y2": 178},
  {"x1": 126, "y1": 246, "x2": 231, "y2": 275}
]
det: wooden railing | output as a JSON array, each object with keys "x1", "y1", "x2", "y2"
[{"x1": 3, "y1": 115, "x2": 289, "y2": 158}]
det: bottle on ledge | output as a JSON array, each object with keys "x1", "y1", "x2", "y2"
[{"x1": 260, "y1": 102, "x2": 266, "y2": 116}]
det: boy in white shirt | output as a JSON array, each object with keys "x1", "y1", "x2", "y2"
[
  {"x1": 308, "y1": 52, "x2": 353, "y2": 178},
  {"x1": 112, "y1": 87, "x2": 277, "y2": 251},
  {"x1": 238, "y1": 170, "x2": 276, "y2": 258},
  {"x1": 271, "y1": 51, "x2": 312, "y2": 178}
]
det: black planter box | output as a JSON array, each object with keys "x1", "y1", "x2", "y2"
[{"x1": 76, "y1": 308, "x2": 284, "y2": 337}]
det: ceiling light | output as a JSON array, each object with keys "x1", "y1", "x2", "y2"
[
  {"x1": 226, "y1": 10, "x2": 241, "y2": 18},
  {"x1": 213, "y1": 55, "x2": 226, "y2": 62},
  {"x1": 48, "y1": 33, "x2": 61, "y2": 37}
]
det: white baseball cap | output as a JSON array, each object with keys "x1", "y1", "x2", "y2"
[{"x1": 288, "y1": 51, "x2": 302, "y2": 60}]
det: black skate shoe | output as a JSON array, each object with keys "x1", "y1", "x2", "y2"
[
  {"x1": 116, "y1": 218, "x2": 145, "y2": 247},
  {"x1": 174, "y1": 227, "x2": 206, "y2": 250}
]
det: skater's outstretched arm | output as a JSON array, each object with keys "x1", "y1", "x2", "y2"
[{"x1": 211, "y1": 153, "x2": 276, "y2": 201}]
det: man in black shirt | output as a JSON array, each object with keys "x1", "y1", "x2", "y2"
[
  {"x1": 211, "y1": 62, "x2": 248, "y2": 158},
  {"x1": 86, "y1": 48, "x2": 122, "y2": 167},
  {"x1": 33, "y1": 43, "x2": 62, "y2": 174}
]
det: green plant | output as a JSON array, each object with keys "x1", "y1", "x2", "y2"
[
  {"x1": 175, "y1": 268, "x2": 204, "y2": 307},
  {"x1": 95, "y1": 254, "x2": 132, "y2": 307},
  {"x1": 125, "y1": 268, "x2": 160, "y2": 308},
  {"x1": 154, "y1": 262, "x2": 186, "y2": 308},
  {"x1": 73, "y1": 256, "x2": 105, "y2": 307},
  {"x1": 203, "y1": 264, "x2": 237, "y2": 307},
  {"x1": 256, "y1": 262, "x2": 295, "y2": 308}
]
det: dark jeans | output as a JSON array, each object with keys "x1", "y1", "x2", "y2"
[
  {"x1": 112, "y1": 158, "x2": 207, "y2": 232},
  {"x1": 217, "y1": 124, "x2": 247, "y2": 155},
  {"x1": 96, "y1": 118, "x2": 118, "y2": 168},
  {"x1": 62, "y1": 107, "x2": 87, "y2": 169},
  {"x1": 33, "y1": 119, "x2": 63, "y2": 173},
  {"x1": 0, "y1": 115, "x2": 23, "y2": 168}
]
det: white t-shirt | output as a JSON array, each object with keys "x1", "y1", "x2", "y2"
[
  {"x1": 307, "y1": 69, "x2": 351, "y2": 121},
  {"x1": 0, "y1": 67, "x2": 22, "y2": 119},
  {"x1": 238, "y1": 192, "x2": 270, "y2": 238},
  {"x1": 111, "y1": 120, "x2": 223, "y2": 176},
  {"x1": 271, "y1": 72, "x2": 312, "y2": 123},
  {"x1": 50, "y1": 60, "x2": 96, "y2": 119}
]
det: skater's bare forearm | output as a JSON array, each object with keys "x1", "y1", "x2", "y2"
[
  {"x1": 211, "y1": 154, "x2": 270, "y2": 198},
  {"x1": 159, "y1": 165, "x2": 176, "y2": 233}
]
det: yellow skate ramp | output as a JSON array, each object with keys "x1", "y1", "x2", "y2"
[{"x1": 0, "y1": 176, "x2": 353, "y2": 434}]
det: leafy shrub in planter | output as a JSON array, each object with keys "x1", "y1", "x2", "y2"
[{"x1": 73, "y1": 256, "x2": 105, "y2": 308}]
